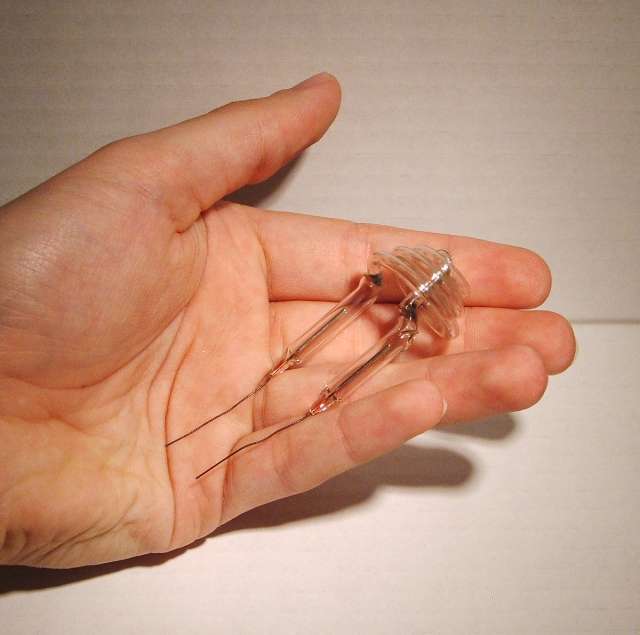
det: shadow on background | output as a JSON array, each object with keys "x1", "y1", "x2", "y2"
[
  {"x1": 0, "y1": 413, "x2": 517, "y2": 594},
  {"x1": 436, "y1": 413, "x2": 516, "y2": 441},
  {"x1": 226, "y1": 153, "x2": 303, "y2": 208},
  {"x1": 216, "y1": 413, "x2": 516, "y2": 534},
  {"x1": 215, "y1": 443, "x2": 472, "y2": 534},
  {"x1": 0, "y1": 543, "x2": 199, "y2": 596}
]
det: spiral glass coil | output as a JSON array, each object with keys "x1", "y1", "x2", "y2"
[{"x1": 368, "y1": 246, "x2": 469, "y2": 339}]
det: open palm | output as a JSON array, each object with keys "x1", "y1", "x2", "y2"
[{"x1": 0, "y1": 74, "x2": 575, "y2": 568}]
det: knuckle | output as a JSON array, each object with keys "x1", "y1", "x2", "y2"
[
  {"x1": 335, "y1": 407, "x2": 363, "y2": 466},
  {"x1": 245, "y1": 106, "x2": 289, "y2": 185},
  {"x1": 271, "y1": 431, "x2": 303, "y2": 496},
  {"x1": 246, "y1": 114, "x2": 269, "y2": 182},
  {"x1": 269, "y1": 305, "x2": 286, "y2": 370},
  {"x1": 251, "y1": 381, "x2": 269, "y2": 429},
  {"x1": 341, "y1": 221, "x2": 372, "y2": 288}
]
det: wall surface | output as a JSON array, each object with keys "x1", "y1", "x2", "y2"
[{"x1": 1, "y1": 2, "x2": 638, "y2": 633}]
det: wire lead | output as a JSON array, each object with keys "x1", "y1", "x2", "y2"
[
  {"x1": 166, "y1": 381, "x2": 268, "y2": 447},
  {"x1": 195, "y1": 411, "x2": 314, "y2": 480}
]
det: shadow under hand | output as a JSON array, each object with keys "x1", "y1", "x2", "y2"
[
  {"x1": 227, "y1": 153, "x2": 304, "y2": 208},
  {"x1": 0, "y1": 544, "x2": 202, "y2": 596},
  {"x1": 435, "y1": 413, "x2": 517, "y2": 441},
  {"x1": 216, "y1": 443, "x2": 473, "y2": 534}
]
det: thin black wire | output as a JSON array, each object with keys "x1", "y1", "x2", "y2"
[
  {"x1": 165, "y1": 382, "x2": 268, "y2": 447},
  {"x1": 195, "y1": 410, "x2": 314, "y2": 480}
]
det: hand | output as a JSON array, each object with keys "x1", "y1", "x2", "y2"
[{"x1": 0, "y1": 73, "x2": 575, "y2": 568}]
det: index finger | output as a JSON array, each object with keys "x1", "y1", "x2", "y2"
[{"x1": 253, "y1": 208, "x2": 551, "y2": 308}]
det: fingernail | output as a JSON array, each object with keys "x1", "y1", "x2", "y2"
[
  {"x1": 441, "y1": 397, "x2": 448, "y2": 419},
  {"x1": 292, "y1": 72, "x2": 331, "y2": 90}
]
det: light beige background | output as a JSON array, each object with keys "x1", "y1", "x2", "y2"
[{"x1": 1, "y1": 2, "x2": 639, "y2": 633}]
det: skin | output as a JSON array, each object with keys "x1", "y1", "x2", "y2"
[{"x1": 0, "y1": 73, "x2": 576, "y2": 568}]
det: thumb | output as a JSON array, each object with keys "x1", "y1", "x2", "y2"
[{"x1": 86, "y1": 72, "x2": 341, "y2": 230}]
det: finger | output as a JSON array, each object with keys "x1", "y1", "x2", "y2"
[
  {"x1": 254, "y1": 209, "x2": 551, "y2": 308},
  {"x1": 257, "y1": 345, "x2": 548, "y2": 431},
  {"x1": 86, "y1": 73, "x2": 341, "y2": 230},
  {"x1": 271, "y1": 302, "x2": 576, "y2": 374},
  {"x1": 218, "y1": 378, "x2": 446, "y2": 523}
]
